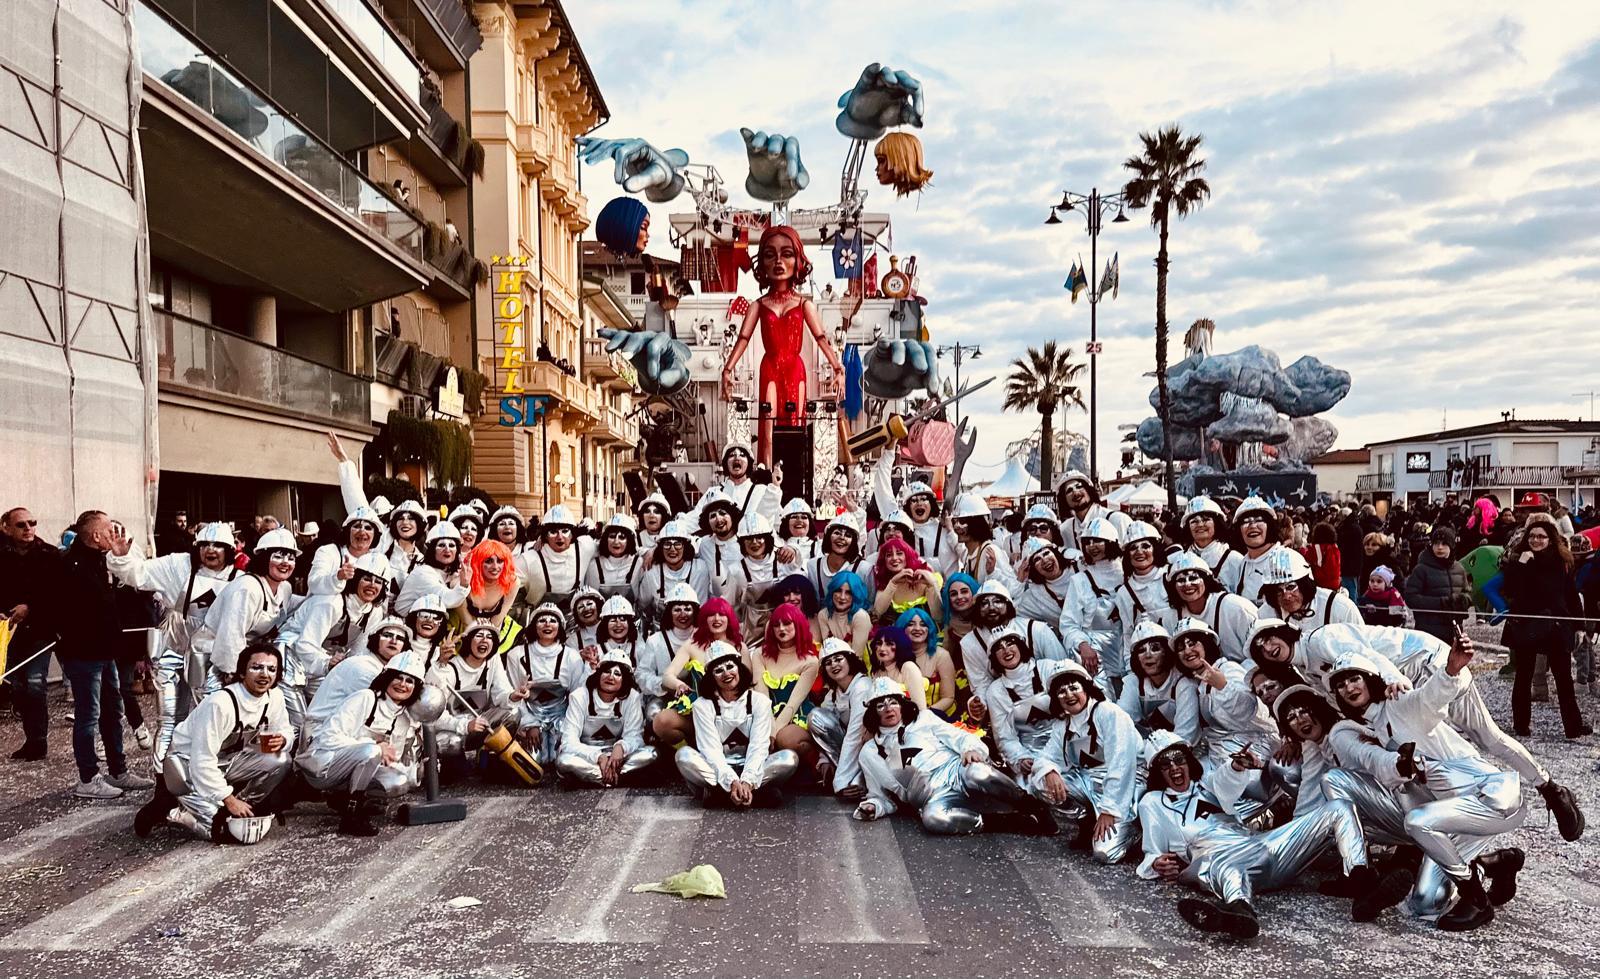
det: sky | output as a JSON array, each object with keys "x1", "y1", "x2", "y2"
[{"x1": 565, "y1": 0, "x2": 1600, "y2": 484}]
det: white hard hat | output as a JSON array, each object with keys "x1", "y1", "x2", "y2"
[
  {"x1": 297, "y1": 522, "x2": 319, "y2": 537},
  {"x1": 1260, "y1": 547, "x2": 1312, "y2": 586},
  {"x1": 975, "y1": 579, "x2": 1014, "y2": 605},
  {"x1": 656, "y1": 519, "x2": 695, "y2": 544},
  {"x1": 879, "y1": 508, "x2": 914, "y2": 530},
  {"x1": 703, "y1": 640, "x2": 743, "y2": 673},
  {"x1": 949, "y1": 493, "x2": 989, "y2": 519},
  {"x1": 600, "y1": 595, "x2": 636, "y2": 619},
  {"x1": 1183, "y1": 496, "x2": 1225, "y2": 523},
  {"x1": 1128, "y1": 619, "x2": 1171, "y2": 648},
  {"x1": 349, "y1": 550, "x2": 393, "y2": 581},
  {"x1": 781, "y1": 497, "x2": 814, "y2": 518},
  {"x1": 864, "y1": 674, "x2": 909, "y2": 703},
  {"x1": 825, "y1": 510, "x2": 862, "y2": 536},
  {"x1": 737, "y1": 512, "x2": 774, "y2": 537},
  {"x1": 1246, "y1": 616, "x2": 1295, "y2": 652},
  {"x1": 425, "y1": 520, "x2": 461, "y2": 543},
  {"x1": 530, "y1": 602, "x2": 567, "y2": 630},
  {"x1": 1081, "y1": 517, "x2": 1120, "y2": 543},
  {"x1": 541, "y1": 504, "x2": 578, "y2": 528},
  {"x1": 662, "y1": 582, "x2": 701, "y2": 607},
  {"x1": 389, "y1": 499, "x2": 427, "y2": 521},
  {"x1": 1232, "y1": 496, "x2": 1276, "y2": 525},
  {"x1": 1119, "y1": 520, "x2": 1161, "y2": 547},
  {"x1": 253, "y1": 528, "x2": 298, "y2": 553},
  {"x1": 447, "y1": 504, "x2": 483, "y2": 526},
  {"x1": 1164, "y1": 551, "x2": 1213, "y2": 580},
  {"x1": 605, "y1": 513, "x2": 639, "y2": 534},
  {"x1": 1021, "y1": 537, "x2": 1059, "y2": 561},
  {"x1": 224, "y1": 813, "x2": 275, "y2": 845},
  {"x1": 195, "y1": 522, "x2": 234, "y2": 547},
  {"x1": 406, "y1": 594, "x2": 447, "y2": 617},
  {"x1": 1023, "y1": 503, "x2": 1057, "y2": 524},
  {"x1": 898, "y1": 480, "x2": 936, "y2": 505},
  {"x1": 369, "y1": 496, "x2": 394, "y2": 517},
  {"x1": 369, "y1": 615, "x2": 412, "y2": 644},
  {"x1": 1171, "y1": 615, "x2": 1218, "y2": 643},
  {"x1": 1055, "y1": 470, "x2": 1092, "y2": 490},
  {"x1": 489, "y1": 505, "x2": 525, "y2": 528},
  {"x1": 460, "y1": 618, "x2": 499, "y2": 647},
  {"x1": 387, "y1": 649, "x2": 427, "y2": 683},
  {"x1": 819, "y1": 637, "x2": 855, "y2": 659}
]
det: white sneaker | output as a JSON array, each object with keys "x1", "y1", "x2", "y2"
[
  {"x1": 167, "y1": 807, "x2": 210, "y2": 840},
  {"x1": 107, "y1": 770, "x2": 155, "y2": 790},
  {"x1": 133, "y1": 724, "x2": 153, "y2": 751},
  {"x1": 73, "y1": 773, "x2": 125, "y2": 800}
]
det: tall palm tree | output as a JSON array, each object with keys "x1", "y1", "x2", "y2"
[
  {"x1": 1122, "y1": 124, "x2": 1211, "y2": 510},
  {"x1": 1002, "y1": 341, "x2": 1086, "y2": 491}
]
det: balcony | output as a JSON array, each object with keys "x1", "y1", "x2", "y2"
[
  {"x1": 155, "y1": 310, "x2": 370, "y2": 428},
  {"x1": 1429, "y1": 465, "x2": 1580, "y2": 491},
  {"x1": 515, "y1": 123, "x2": 553, "y2": 177},
  {"x1": 136, "y1": 1, "x2": 429, "y2": 311},
  {"x1": 522, "y1": 360, "x2": 601, "y2": 421},
  {"x1": 1354, "y1": 472, "x2": 1394, "y2": 493},
  {"x1": 282, "y1": 0, "x2": 427, "y2": 131},
  {"x1": 421, "y1": 227, "x2": 475, "y2": 301},
  {"x1": 580, "y1": 336, "x2": 636, "y2": 391},
  {"x1": 404, "y1": 86, "x2": 473, "y2": 189},
  {"x1": 376, "y1": 0, "x2": 483, "y2": 71},
  {"x1": 585, "y1": 404, "x2": 637, "y2": 446}
]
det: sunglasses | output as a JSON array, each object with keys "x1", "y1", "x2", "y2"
[
  {"x1": 377, "y1": 631, "x2": 408, "y2": 643},
  {"x1": 413, "y1": 612, "x2": 444, "y2": 623},
  {"x1": 10, "y1": 519, "x2": 38, "y2": 529}
]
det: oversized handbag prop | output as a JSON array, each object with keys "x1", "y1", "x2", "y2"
[{"x1": 845, "y1": 376, "x2": 993, "y2": 461}]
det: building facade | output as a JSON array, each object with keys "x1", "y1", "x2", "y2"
[
  {"x1": 1355, "y1": 419, "x2": 1600, "y2": 510},
  {"x1": 1307, "y1": 448, "x2": 1369, "y2": 500},
  {"x1": 468, "y1": 0, "x2": 637, "y2": 518},
  {"x1": 133, "y1": 0, "x2": 486, "y2": 530}
]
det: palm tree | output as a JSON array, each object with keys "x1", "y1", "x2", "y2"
[
  {"x1": 1002, "y1": 341, "x2": 1086, "y2": 490},
  {"x1": 1122, "y1": 124, "x2": 1211, "y2": 510}
]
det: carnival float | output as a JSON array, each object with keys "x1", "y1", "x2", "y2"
[{"x1": 577, "y1": 64, "x2": 977, "y2": 508}]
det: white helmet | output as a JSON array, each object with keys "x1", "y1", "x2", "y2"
[
  {"x1": 1021, "y1": 537, "x2": 1059, "y2": 562},
  {"x1": 387, "y1": 649, "x2": 427, "y2": 683},
  {"x1": 447, "y1": 504, "x2": 483, "y2": 527},
  {"x1": 898, "y1": 480, "x2": 936, "y2": 505},
  {"x1": 1055, "y1": 469, "x2": 1092, "y2": 491},
  {"x1": 819, "y1": 637, "x2": 854, "y2": 659},
  {"x1": 1260, "y1": 547, "x2": 1312, "y2": 586},
  {"x1": 879, "y1": 508, "x2": 914, "y2": 532},
  {"x1": 369, "y1": 496, "x2": 394, "y2": 517},
  {"x1": 656, "y1": 519, "x2": 695, "y2": 544},
  {"x1": 864, "y1": 674, "x2": 909, "y2": 704},
  {"x1": 737, "y1": 512, "x2": 774, "y2": 538},
  {"x1": 1232, "y1": 496, "x2": 1276, "y2": 525},
  {"x1": 1183, "y1": 496, "x2": 1225, "y2": 524},
  {"x1": 349, "y1": 550, "x2": 393, "y2": 582},
  {"x1": 342, "y1": 506, "x2": 382, "y2": 529},
  {"x1": 224, "y1": 813, "x2": 275, "y2": 845},
  {"x1": 949, "y1": 493, "x2": 990, "y2": 520},
  {"x1": 975, "y1": 578, "x2": 1014, "y2": 609},
  {"x1": 824, "y1": 510, "x2": 862, "y2": 537},
  {"x1": 1081, "y1": 517, "x2": 1120, "y2": 544},
  {"x1": 389, "y1": 499, "x2": 427, "y2": 522},
  {"x1": 703, "y1": 640, "x2": 743, "y2": 674},
  {"x1": 600, "y1": 595, "x2": 636, "y2": 620},
  {"x1": 781, "y1": 497, "x2": 814, "y2": 518},
  {"x1": 425, "y1": 520, "x2": 461, "y2": 543},
  {"x1": 460, "y1": 618, "x2": 499, "y2": 649},
  {"x1": 465, "y1": 497, "x2": 492, "y2": 519},
  {"x1": 635, "y1": 492, "x2": 671, "y2": 515},
  {"x1": 1246, "y1": 616, "x2": 1296, "y2": 653},
  {"x1": 194, "y1": 522, "x2": 234, "y2": 548},
  {"x1": 252, "y1": 528, "x2": 298, "y2": 554},
  {"x1": 1023, "y1": 502, "x2": 1057, "y2": 525},
  {"x1": 1119, "y1": 520, "x2": 1161, "y2": 547},
  {"x1": 542, "y1": 504, "x2": 577, "y2": 528},
  {"x1": 529, "y1": 602, "x2": 567, "y2": 631},
  {"x1": 605, "y1": 513, "x2": 639, "y2": 534},
  {"x1": 368, "y1": 615, "x2": 412, "y2": 645},
  {"x1": 1128, "y1": 619, "x2": 1171, "y2": 648},
  {"x1": 1171, "y1": 615, "x2": 1218, "y2": 643},
  {"x1": 1164, "y1": 551, "x2": 1213, "y2": 581},
  {"x1": 489, "y1": 504, "x2": 525, "y2": 529},
  {"x1": 662, "y1": 582, "x2": 701, "y2": 607},
  {"x1": 406, "y1": 593, "x2": 447, "y2": 617}
]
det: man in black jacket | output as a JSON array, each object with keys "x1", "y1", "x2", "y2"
[
  {"x1": 0, "y1": 507, "x2": 64, "y2": 760},
  {"x1": 57, "y1": 511, "x2": 154, "y2": 799}
]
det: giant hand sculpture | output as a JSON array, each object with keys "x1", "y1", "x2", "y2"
[
  {"x1": 836, "y1": 63, "x2": 925, "y2": 140},
  {"x1": 599, "y1": 328, "x2": 692, "y2": 397},
  {"x1": 741, "y1": 128, "x2": 809, "y2": 203},
  {"x1": 861, "y1": 338, "x2": 937, "y2": 399},
  {"x1": 576, "y1": 137, "x2": 690, "y2": 203}
]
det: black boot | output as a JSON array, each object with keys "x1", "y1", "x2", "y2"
[
  {"x1": 134, "y1": 778, "x2": 177, "y2": 839},
  {"x1": 1178, "y1": 896, "x2": 1259, "y2": 939},
  {"x1": 9, "y1": 741, "x2": 47, "y2": 761},
  {"x1": 338, "y1": 797, "x2": 379, "y2": 837},
  {"x1": 1436, "y1": 867, "x2": 1495, "y2": 932},
  {"x1": 1537, "y1": 781, "x2": 1585, "y2": 842},
  {"x1": 1349, "y1": 865, "x2": 1415, "y2": 922},
  {"x1": 1476, "y1": 847, "x2": 1525, "y2": 906}
]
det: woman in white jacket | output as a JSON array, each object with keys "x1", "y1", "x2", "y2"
[
  {"x1": 192, "y1": 529, "x2": 300, "y2": 697},
  {"x1": 583, "y1": 514, "x2": 645, "y2": 603},
  {"x1": 1030, "y1": 661, "x2": 1144, "y2": 863},
  {"x1": 1157, "y1": 551, "x2": 1260, "y2": 664},
  {"x1": 107, "y1": 521, "x2": 241, "y2": 758},
  {"x1": 307, "y1": 506, "x2": 391, "y2": 597},
  {"x1": 1112, "y1": 520, "x2": 1170, "y2": 661},
  {"x1": 505, "y1": 606, "x2": 590, "y2": 768},
  {"x1": 807, "y1": 637, "x2": 871, "y2": 800},
  {"x1": 300, "y1": 650, "x2": 427, "y2": 835},
  {"x1": 554, "y1": 652, "x2": 657, "y2": 788},
  {"x1": 674, "y1": 642, "x2": 797, "y2": 807},
  {"x1": 518, "y1": 504, "x2": 596, "y2": 613},
  {"x1": 1058, "y1": 517, "x2": 1126, "y2": 686},
  {"x1": 393, "y1": 521, "x2": 469, "y2": 616},
  {"x1": 1116, "y1": 620, "x2": 1200, "y2": 744}
]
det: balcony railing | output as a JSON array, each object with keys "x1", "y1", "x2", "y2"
[
  {"x1": 1354, "y1": 472, "x2": 1394, "y2": 492},
  {"x1": 136, "y1": 2, "x2": 424, "y2": 264},
  {"x1": 155, "y1": 310, "x2": 371, "y2": 427},
  {"x1": 321, "y1": 0, "x2": 424, "y2": 101},
  {"x1": 1428, "y1": 465, "x2": 1580, "y2": 491}
]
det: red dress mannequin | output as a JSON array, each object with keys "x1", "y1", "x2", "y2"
[{"x1": 721, "y1": 225, "x2": 846, "y2": 466}]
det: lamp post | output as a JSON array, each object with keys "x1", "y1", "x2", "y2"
[
  {"x1": 1047, "y1": 187, "x2": 1128, "y2": 484},
  {"x1": 936, "y1": 342, "x2": 981, "y2": 428}
]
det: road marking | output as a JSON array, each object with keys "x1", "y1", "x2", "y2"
[
  {"x1": 525, "y1": 794, "x2": 700, "y2": 944},
  {"x1": 0, "y1": 805, "x2": 133, "y2": 868},
  {"x1": 1004, "y1": 840, "x2": 1149, "y2": 947},
  {"x1": 798, "y1": 796, "x2": 929, "y2": 944},
  {"x1": 279, "y1": 796, "x2": 525, "y2": 946},
  {"x1": 6, "y1": 827, "x2": 290, "y2": 950}
]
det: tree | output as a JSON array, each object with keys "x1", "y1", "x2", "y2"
[
  {"x1": 1122, "y1": 124, "x2": 1211, "y2": 511},
  {"x1": 1002, "y1": 341, "x2": 1086, "y2": 491}
]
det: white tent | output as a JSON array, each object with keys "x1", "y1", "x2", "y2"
[
  {"x1": 978, "y1": 457, "x2": 1036, "y2": 499},
  {"x1": 1115, "y1": 480, "x2": 1187, "y2": 508}
]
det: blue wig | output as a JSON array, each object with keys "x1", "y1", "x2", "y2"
[
  {"x1": 826, "y1": 570, "x2": 870, "y2": 619},
  {"x1": 940, "y1": 571, "x2": 981, "y2": 629},
  {"x1": 895, "y1": 607, "x2": 939, "y2": 659},
  {"x1": 868, "y1": 625, "x2": 916, "y2": 667},
  {"x1": 596, "y1": 197, "x2": 649, "y2": 256}
]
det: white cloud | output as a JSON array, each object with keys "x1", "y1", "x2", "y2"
[{"x1": 566, "y1": 0, "x2": 1600, "y2": 478}]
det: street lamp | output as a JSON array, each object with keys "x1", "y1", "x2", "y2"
[
  {"x1": 936, "y1": 342, "x2": 981, "y2": 428},
  {"x1": 1047, "y1": 186, "x2": 1126, "y2": 484}
]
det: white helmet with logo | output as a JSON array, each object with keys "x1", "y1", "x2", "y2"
[
  {"x1": 194, "y1": 522, "x2": 234, "y2": 548},
  {"x1": 425, "y1": 520, "x2": 461, "y2": 543},
  {"x1": 343, "y1": 505, "x2": 381, "y2": 529},
  {"x1": 1128, "y1": 619, "x2": 1171, "y2": 648},
  {"x1": 662, "y1": 582, "x2": 701, "y2": 607},
  {"x1": 542, "y1": 505, "x2": 578, "y2": 529},
  {"x1": 252, "y1": 528, "x2": 298, "y2": 554},
  {"x1": 1120, "y1": 521, "x2": 1162, "y2": 548},
  {"x1": 600, "y1": 595, "x2": 636, "y2": 620},
  {"x1": 1183, "y1": 496, "x2": 1225, "y2": 524},
  {"x1": 949, "y1": 493, "x2": 990, "y2": 520},
  {"x1": 224, "y1": 813, "x2": 275, "y2": 845},
  {"x1": 1023, "y1": 502, "x2": 1058, "y2": 525},
  {"x1": 1232, "y1": 496, "x2": 1276, "y2": 526},
  {"x1": 737, "y1": 512, "x2": 774, "y2": 538},
  {"x1": 1260, "y1": 547, "x2": 1312, "y2": 586},
  {"x1": 656, "y1": 519, "x2": 695, "y2": 544},
  {"x1": 1164, "y1": 550, "x2": 1213, "y2": 581}
]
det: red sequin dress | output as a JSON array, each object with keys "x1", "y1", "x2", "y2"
[{"x1": 757, "y1": 300, "x2": 807, "y2": 425}]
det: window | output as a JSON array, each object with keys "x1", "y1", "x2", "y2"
[{"x1": 629, "y1": 271, "x2": 646, "y2": 295}]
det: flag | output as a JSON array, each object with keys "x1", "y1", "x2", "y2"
[
  {"x1": 1063, "y1": 261, "x2": 1079, "y2": 295},
  {"x1": 862, "y1": 252, "x2": 879, "y2": 297},
  {"x1": 727, "y1": 296, "x2": 750, "y2": 320},
  {"x1": 1066, "y1": 257, "x2": 1088, "y2": 303},
  {"x1": 1109, "y1": 252, "x2": 1120, "y2": 299},
  {"x1": 832, "y1": 227, "x2": 863, "y2": 279}
]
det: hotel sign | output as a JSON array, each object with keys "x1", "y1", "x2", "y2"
[{"x1": 491, "y1": 255, "x2": 548, "y2": 427}]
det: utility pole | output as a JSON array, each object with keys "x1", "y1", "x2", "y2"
[
  {"x1": 936, "y1": 342, "x2": 982, "y2": 429},
  {"x1": 1047, "y1": 187, "x2": 1128, "y2": 483}
]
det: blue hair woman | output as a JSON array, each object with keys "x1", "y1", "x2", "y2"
[
  {"x1": 896, "y1": 608, "x2": 958, "y2": 720},
  {"x1": 937, "y1": 572, "x2": 983, "y2": 730},
  {"x1": 817, "y1": 570, "x2": 873, "y2": 655},
  {"x1": 866, "y1": 625, "x2": 927, "y2": 710}
]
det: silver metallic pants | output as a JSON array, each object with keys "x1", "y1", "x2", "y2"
[
  {"x1": 1187, "y1": 799, "x2": 1368, "y2": 906},
  {"x1": 162, "y1": 748, "x2": 292, "y2": 824},
  {"x1": 862, "y1": 751, "x2": 1037, "y2": 835},
  {"x1": 300, "y1": 742, "x2": 418, "y2": 797},
  {"x1": 1449, "y1": 681, "x2": 1547, "y2": 784},
  {"x1": 152, "y1": 645, "x2": 192, "y2": 761},
  {"x1": 1323, "y1": 767, "x2": 1452, "y2": 917},
  {"x1": 1033, "y1": 767, "x2": 1143, "y2": 864},
  {"x1": 555, "y1": 745, "x2": 659, "y2": 786},
  {"x1": 808, "y1": 707, "x2": 846, "y2": 766},
  {"x1": 674, "y1": 746, "x2": 799, "y2": 799},
  {"x1": 516, "y1": 698, "x2": 568, "y2": 767}
]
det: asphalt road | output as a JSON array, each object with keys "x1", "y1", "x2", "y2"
[{"x1": 1, "y1": 662, "x2": 1596, "y2": 979}]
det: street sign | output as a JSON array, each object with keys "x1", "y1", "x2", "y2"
[{"x1": 1086, "y1": 342, "x2": 1103, "y2": 355}]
